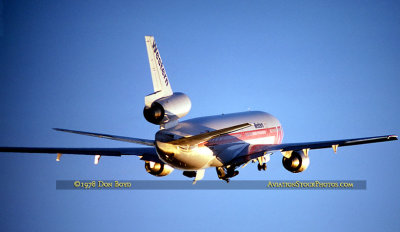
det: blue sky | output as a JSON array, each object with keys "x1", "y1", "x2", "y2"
[{"x1": 0, "y1": 0, "x2": 399, "y2": 231}]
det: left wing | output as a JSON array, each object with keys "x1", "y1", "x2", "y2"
[
  {"x1": 53, "y1": 128, "x2": 155, "y2": 146},
  {"x1": 229, "y1": 134, "x2": 398, "y2": 166},
  {"x1": 0, "y1": 147, "x2": 163, "y2": 163}
]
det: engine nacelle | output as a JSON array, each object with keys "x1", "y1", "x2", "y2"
[
  {"x1": 144, "y1": 161, "x2": 174, "y2": 177},
  {"x1": 282, "y1": 150, "x2": 310, "y2": 173},
  {"x1": 143, "y1": 92, "x2": 191, "y2": 125}
]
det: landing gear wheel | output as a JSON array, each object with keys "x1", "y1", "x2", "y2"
[
  {"x1": 262, "y1": 163, "x2": 267, "y2": 171},
  {"x1": 226, "y1": 168, "x2": 239, "y2": 178},
  {"x1": 258, "y1": 163, "x2": 267, "y2": 171},
  {"x1": 216, "y1": 167, "x2": 226, "y2": 179},
  {"x1": 229, "y1": 170, "x2": 239, "y2": 177}
]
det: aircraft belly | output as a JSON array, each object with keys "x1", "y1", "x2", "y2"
[{"x1": 174, "y1": 147, "x2": 215, "y2": 170}]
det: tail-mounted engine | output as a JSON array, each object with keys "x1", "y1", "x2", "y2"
[
  {"x1": 144, "y1": 161, "x2": 174, "y2": 177},
  {"x1": 282, "y1": 150, "x2": 310, "y2": 173},
  {"x1": 143, "y1": 92, "x2": 191, "y2": 125}
]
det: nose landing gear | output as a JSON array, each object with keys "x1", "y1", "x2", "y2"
[{"x1": 182, "y1": 170, "x2": 205, "y2": 184}]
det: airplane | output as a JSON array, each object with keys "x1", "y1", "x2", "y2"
[{"x1": 0, "y1": 36, "x2": 397, "y2": 183}]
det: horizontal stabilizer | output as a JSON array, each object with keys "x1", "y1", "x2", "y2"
[
  {"x1": 53, "y1": 128, "x2": 155, "y2": 146},
  {"x1": 168, "y1": 123, "x2": 252, "y2": 146}
]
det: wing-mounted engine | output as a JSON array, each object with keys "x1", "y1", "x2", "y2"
[
  {"x1": 143, "y1": 92, "x2": 191, "y2": 125},
  {"x1": 144, "y1": 161, "x2": 174, "y2": 176},
  {"x1": 282, "y1": 150, "x2": 310, "y2": 173}
]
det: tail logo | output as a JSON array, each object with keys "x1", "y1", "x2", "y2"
[{"x1": 152, "y1": 41, "x2": 169, "y2": 86}]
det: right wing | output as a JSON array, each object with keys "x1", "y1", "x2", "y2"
[
  {"x1": 247, "y1": 134, "x2": 398, "y2": 154},
  {"x1": 0, "y1": 147, "x2": 163, "y2": 163},
  {"x1": 228, "y1": 134, "x2": 398, "y2": 167}
]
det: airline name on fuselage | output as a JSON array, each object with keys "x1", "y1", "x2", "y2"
[{"x1": 152, "y1": 41, "x2": 169, "y2": 86}]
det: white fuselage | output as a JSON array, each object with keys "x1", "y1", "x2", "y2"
[{"x1": 155, "y1": 111, "x2": 283, "y2": 170}]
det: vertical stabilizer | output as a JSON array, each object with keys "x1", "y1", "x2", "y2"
[{"x1": 145, "y1": 36, "x2": 173, "y2": 107}]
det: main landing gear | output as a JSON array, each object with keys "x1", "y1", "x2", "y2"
[
  {"x1": 256, "y1": 154, "x2": 270, "y2": 171},
  {"x1": 257, "y1": 162, "x2": 267, "y2": 171},
  {"x1": 216, "y1": 166, "x2": 239, "y2": 183}
]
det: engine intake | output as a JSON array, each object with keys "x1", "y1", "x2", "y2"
[
  {"x1": 143, "y1": 92, "x2": 191, "y2": 125},
  {"x1": 282, "y1": 150, "x2": 310, "y2": 173},
  {"x1": 144, "y1": 161, "x2": 174, "y2": 177}
]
